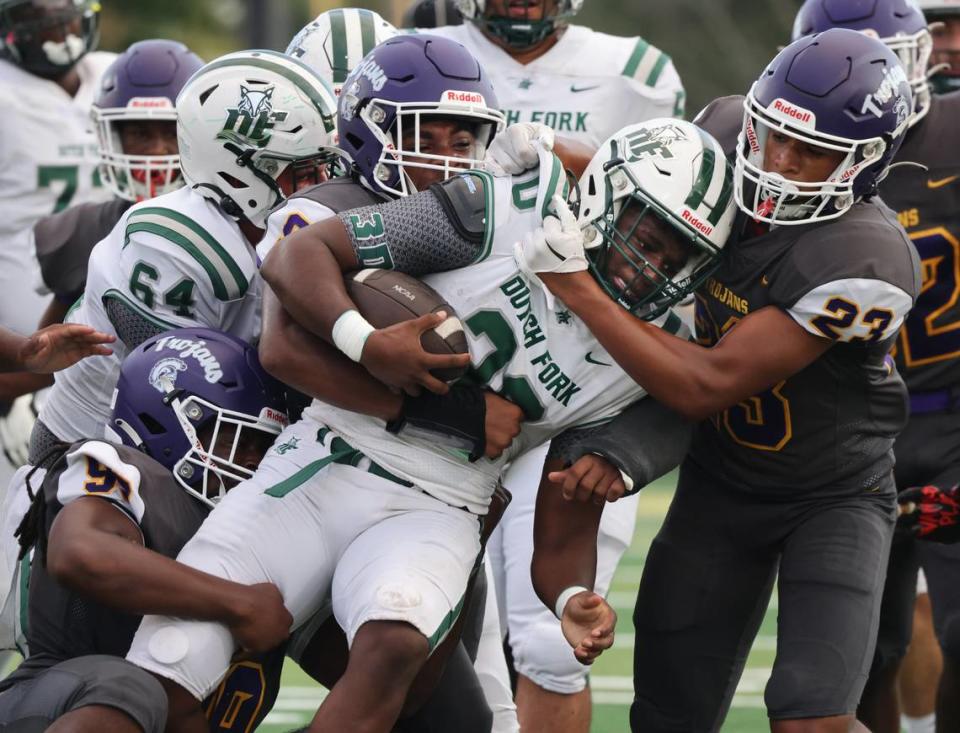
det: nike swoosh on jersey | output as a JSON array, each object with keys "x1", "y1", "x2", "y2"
[
  {"x1": 585, "y1": 352, "x2": 612, "y2": 366},
  {"x1": 570, "y1": 84, "x2": 601, "y2": 93},
  {"x1": 927, "y1": 175, "x2": 959, "y2": 189}
]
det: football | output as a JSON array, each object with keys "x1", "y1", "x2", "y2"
[{"x1": 345, "y1": 268, "x2": 470, "y2": 382}]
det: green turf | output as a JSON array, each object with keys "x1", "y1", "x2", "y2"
[{"x1": 257, "y1": 472, "x2": 777, "y2": 732}]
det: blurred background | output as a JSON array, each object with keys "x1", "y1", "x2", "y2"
[{"x1": 102, "y1": 0, "x2": 805, "y2": 117}]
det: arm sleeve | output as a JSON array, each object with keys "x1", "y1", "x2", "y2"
[
  {"x1": 548, "y1": 397, "x2": 693, "y2": 494},
  {"x1": 337, "y1": 174, "x2": 488, "y2": 275},
  {"x1": 788, "y1": 278, "x2": 913, "y2": 343}
]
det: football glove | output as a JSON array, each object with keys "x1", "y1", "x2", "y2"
[
  {"x1": 0, "y1": 394, "x2": 39, "y2": 468},
  {"x1": 514, "y1": 195, "x2": 588, "y2": 309},
  {"x1": 897, "y1": 484, "x2": 960, "y2": 543},
  {"x1": 484, "y1": 122, "x2": 555, "y2": 176}
]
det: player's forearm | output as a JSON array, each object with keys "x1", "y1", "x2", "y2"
[
  {"x1": 0, "y1": 371, "x2": 52, "y2": 401},
  {"x1": 0, "y1": 327, "x2": 27, "y2": 372},
  {"x1": 260, "y1": 225, "x2": 358, "y2": 341},
  {"x1": 542, "y1": 273, "x2": 792, "y2": 421},
  {"x1": 259, "y1": 288, "x2": 401, "y2": 421},
  {"x1": 50, "y1": 528, "x2": 259, "y2": 625},
  {"x1": 531, "y1": 459, "x2": 601, "y2": 610}
]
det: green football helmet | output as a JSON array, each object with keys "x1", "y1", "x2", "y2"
[
  {"x1": 575, "y1": 118, "x2": 735, "y2": 320},
  {"x1": 455, "y1": 0, "x2": 582, "y2": 49}
]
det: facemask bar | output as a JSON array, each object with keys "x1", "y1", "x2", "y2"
[
  {"x1": 735, "y1": 91, "x2": 891, "y2": 225},
  {"x1": 881, "y1": 28, "x2": 932, "y2": 124},
  {"x1": 167, "y1": 393, "x2": 284, "y2": 507},
  {"x1": 92, "y1": 105, "x2": 180, "y2": 202},
  {"x1": 477, "y1": 0, "x2": 578, "y2": 49},
  {"x1": 362, "y1": 99, "x2": 505, "y2": 197},
  {"x1": 586, "y1": 162, "x2": 722, "y2": 321}
]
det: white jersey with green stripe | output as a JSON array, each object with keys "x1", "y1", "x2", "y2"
[
  {"x1": 424, "y1": 23, "x2": 684, "y2": 147},
  {"x1": 40, "y1": 186, "x2": 262, "y2": 442},
  {"x1": 305, "y1": 160, "x2": 689, "y2": 514}
]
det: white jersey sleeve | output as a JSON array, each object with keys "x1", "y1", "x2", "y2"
[
  {"x1": 54, "y1": 440, "x2": 146, "y2": 525},
  {"x1": 788, "y1": 278, "x2": 913, "y2": 343}
]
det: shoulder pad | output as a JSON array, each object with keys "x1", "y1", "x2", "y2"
[
  {"x1": 124, "y1": 205, "x2": 251, "y2": 302},
  {"x1": 35, "y1": 199, "x2": 131, "y2": 300},
  {"x1": 292, "y1": 178, "x2": 387, "y2": 213},
  {"x1": 693, "y1": 96, "x2": 744, "y2": 158},
  {"x1": 430, "y1": 173, "x2": 488, "y2": 245},
  {"x1": 53, "y1": 440, "x2": 146, "y2": 524}
]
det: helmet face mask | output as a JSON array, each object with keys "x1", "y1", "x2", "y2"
[
  {"x1": 0, "y1": 0, "x2": 99, "y2": 78},
  {"x1": 108, "y1": 328, "x2": 289, "y2": 508},
  {"x1": 92, "y1": 39, "x2": 205, "y2": 202},
  {"x1": 921, "y1": 2, "x2": 960, "y2": 93},
  {"x1": 176, "y1": 50, "x2": 339, "y2": 227},
  {"x1": 577, "y1": 120, "x2": 734, "y2": 320},
  {"x1": 734, "y1": 28, "x2": 913, "y2": 226},
  {"x1": 337, "y1": 35, "x2": 505, "y2": 199},
  {"x1": 455, "y1": 0, "x2": 582, "y2": 49}
]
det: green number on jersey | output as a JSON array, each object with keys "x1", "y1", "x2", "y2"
[
  {"x1": 164, "y1": 279, "x2": 197, "y2": 318},
  {"x1": 465, "y1": 310, "x2": 544, "y2": 420},
  {"x1": 129, "y1": 261, "x2": 159, "y2": 308},
  {"x1": 37, "y1": 165, "x2": 78, "y2": 214}
]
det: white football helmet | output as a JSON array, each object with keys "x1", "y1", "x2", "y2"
[
  {"x1": 576, "y1": 118, "x2": 734, "y2": 319},
  {"x1": 286, "y1": 8, "x2": 397, "y2": 98},
  {"x1": 175, "y1": 50, "x2": 339, "y2": 228}
]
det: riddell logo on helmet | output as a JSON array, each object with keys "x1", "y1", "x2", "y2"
[
  {"x1": 682, "y1": 209, "x2": 713, "y2": 236},
  {"x1": 770, "y1": 99, "x2": 815, "y2": 126},
  {"x1": 128, "y1": 97, "x2": 173, "y2": 109},
  {"x1": 442, "y1": 90, "x2": 486, "y2": 105}
]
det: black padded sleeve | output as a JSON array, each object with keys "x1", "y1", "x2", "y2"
[
  {"x1": 103, "y1": 296, "x2": 166, "y2": 350},
  {"x1": 429, "y1": 172, "x2": 488, "y2": 245},
  {"x1": 337, "y1": 178, "x2": 487, "y2": 276},
  {"x1": 549, "y1": 397, "x2": 693, "y2": 494}
]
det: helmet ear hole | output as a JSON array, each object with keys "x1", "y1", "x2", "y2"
[{"x1": 218, "y1": 172, "x2": 248, "y2": 189}]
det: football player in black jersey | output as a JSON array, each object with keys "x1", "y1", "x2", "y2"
[
  {"x1": 517, "y1": 28, "x2": 920, "y2": 733},
  {"x1": 0, "y1": 327, "x2": 290, "y2": 733},
  {"x1": 792, "y1": 2, "x2": 960, "y2": 732}
]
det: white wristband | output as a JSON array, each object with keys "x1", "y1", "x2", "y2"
[
  {"x1": 554, "y1": 585, "x2": 589, "y2": 620},
  {"x1": 331, "y1": 309, "x2": 375, "y2": 362}
]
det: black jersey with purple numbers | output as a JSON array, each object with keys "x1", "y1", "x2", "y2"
[
  {"x1": 691, "y1": 97, "x2": 920, "y2": 494},
  {"x1": 880, "y1": 92, "x2": 960, "y2": 391},
  {"x1": 23, "y1": 439, "x2": 283, "y2": 732}
]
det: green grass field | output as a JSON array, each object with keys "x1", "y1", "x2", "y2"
[{"x1": 258, "y1": 473, "x2": 776, "y2": 732}]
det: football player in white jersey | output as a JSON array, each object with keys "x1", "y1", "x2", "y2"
[
  {"x1": 29, "y1": 50, "x2": 339, "y2": 460},
  {"x1": 425, "y1": 2, "x2": 687, "y2": 727},
  {"x1": 0, "y1": 0, "x2": 114, "y2": 486},
  {"x1": 124, "y1": 105, "x2": 733, "y2": 733}
]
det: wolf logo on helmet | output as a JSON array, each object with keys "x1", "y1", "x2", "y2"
[{"x1": 622, "y1": 123, "x2": 688, "y2": 162}]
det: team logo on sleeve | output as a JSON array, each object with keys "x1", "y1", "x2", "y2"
[
  {"x1": 219, "y1": 85, "x2": 288, "y2": 148},
  {"x1": 621, "y1": 123, "x2": 688, "y2": 162},
  {"x1": 148, "y1": 358, "x2": 188, "y2": 393}
]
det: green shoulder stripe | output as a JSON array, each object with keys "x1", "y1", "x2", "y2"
[
  {"x1": 539, "y1": 153, "x2": 565, "y2": 221},
  {"x1": 622, "y1": 38, "x2": 672, "y2": 87},
  {"x1": 124, "y1": 207, "x2": 249, "y2": 302}
]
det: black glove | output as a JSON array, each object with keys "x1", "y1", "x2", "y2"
[
  {"x1": 898, "y1": 484, "x2": 960, "y2": 543},
  {"x1": 386, "y1": 383, "x2": 486, "y2": 462}
]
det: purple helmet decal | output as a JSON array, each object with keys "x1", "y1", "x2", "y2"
[
  {"x1": 108, "y1": 327, "x2": 288, "y2": 506},
  {"x1": 793, "y1": 0, "x2": 932, "y2": 124}
]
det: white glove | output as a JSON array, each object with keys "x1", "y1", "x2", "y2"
[
  {"x1": 0, "y1": 394, "x2": 38, "y2": 468},
  {"x1": 484, "y1": 122, "x2": 556, "y2": 176},
  {"x1": 514, "y1": 195, "x2": 588, "y2": 309}
]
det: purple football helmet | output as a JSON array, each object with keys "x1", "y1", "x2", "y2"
[
  {"x1": 736, "y1": 27, "x2": 913, "y2": 225},
  {"x1": 108, "y1": 328, "x2": 288, "y2": 507},
  {"x1": 92, "y1": 40, "x2": 204, "y2": 202},
  {"x1": 793, "y1": 0, "x2": 932, "y2": 124},
  {"x1": 337, "y1": 34, "x2": 505, "y2": 198},
  {"x1": 0, "y1": 0, "x2": 99, "y2": 78}
]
